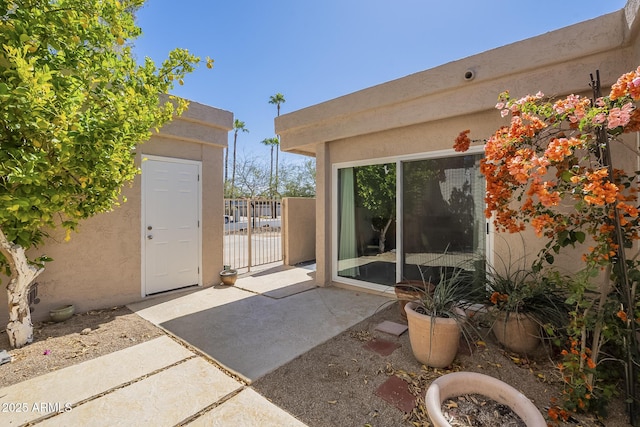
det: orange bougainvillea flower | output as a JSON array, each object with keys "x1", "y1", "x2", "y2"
[
  {"x1": 617, "y1": 310, "x2": 628, "y2": 323},
  {"x1": 623, "y1": 109, "x2": 640, "y2": 132},
  {"x1": 537, "y1": 183, "x2": 561, "y2": 207},
  {"x1": 610, "y1": 65, "x2": 640, "y2": 100},
  {"x1": 545, "y1": 138, "x2": 572, "y2": 162},
  {"x1": 490, "y1": 292, "x2": 499, "y2": 304},
  {"x1": 617, "y1": 202, "x2": 639, "y2": 217},
  {"x1": 490, "y1": 292, "x2": 509, "y2": 305},
  {"x1": 531, "y1": 214, "x2": 553, "y2": 236},
  {"x1": 454, "y1": 129, "x2": 471, "y2": 152}
]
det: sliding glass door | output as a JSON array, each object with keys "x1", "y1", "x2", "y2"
[
  {"x1": 335, "y1": 152, "x2": 485, "y2": 289},
  {"x1": 337, "y1": 164, "x2": 396, "y2": 286},
  {"x1": 402, "y1": 154, "x2": 485, "y2": 283}
]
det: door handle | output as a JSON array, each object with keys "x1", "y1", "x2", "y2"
[{"x1": 147, "y1": 235, "x2": 153, "y2": 240}]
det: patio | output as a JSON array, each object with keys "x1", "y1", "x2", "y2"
[{"x1": 127, "y1": 263, "x2": 391, "y2": 383}]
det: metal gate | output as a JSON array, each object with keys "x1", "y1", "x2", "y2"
[{"x1": 223, "y1": 198, "x2": 282, "y2": 272}]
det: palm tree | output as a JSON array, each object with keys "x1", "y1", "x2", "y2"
[
  {"x1": 268, "y1": 93, "x2": 286, "y2": 196},
  {"x1": 261, "y1": 137, "x2": 279, "y2": 197},
  {"x1": 230, "y1": 119, "x2": 248, "y2": 198},
  {"x1": 269, "y1": 93, "x2": 286, "y2": 116}
]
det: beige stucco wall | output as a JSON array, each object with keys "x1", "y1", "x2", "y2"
[
  {"x1": 276, "y1": 0, "x2": 640, "y2": 287},
  {"x1": 282, "y1": 197, "x2": 316, "y2": 266},
  {"x1": 1, "y1": 100, "x2": 233, "y2": 323}
]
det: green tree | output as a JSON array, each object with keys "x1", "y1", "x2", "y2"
[
  {"x1": 0, "y1": 0, "x2": 207, "y2": 348},
  {"x1": 261, "y1": 137, "x2": 279, "y2": 197},
  {"x1": 356, "y1": 164, "x2": 396, "y2": 254},
  {"x1": 229, "y1": 119, "x2": 248, "y2": 197},
  {"x1": 279, "y1": 159, "x2": 316, "y2": 197},
  {"x1": 268, "y1": 93, "x2": 285, "y2": 195}
]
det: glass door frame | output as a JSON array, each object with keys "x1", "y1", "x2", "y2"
[{"x1": 331, "y1": 145, "x2": 491, "y2": 294}]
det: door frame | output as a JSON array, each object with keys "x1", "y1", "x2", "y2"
[
  {"x1": 331, "y1": 145, "x2": 490, "y2": 293},
  {"x1": 140, "y1": 155, "x2": 203, "y2": 297}
]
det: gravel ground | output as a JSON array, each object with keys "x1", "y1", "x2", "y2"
[
  {"x1": 0, "y1": 306, "x2": 163, "y2": 388},
  {"x1": 0, "y1": 303, "x2": 632, "y2": 426}
]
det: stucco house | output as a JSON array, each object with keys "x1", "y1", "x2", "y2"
[
  {"x1": 275, "y1": 0, "x2": 640, "y2": 294},
  {"x1": 1, "y1": 100, "x2": 233, "y2": 322}
]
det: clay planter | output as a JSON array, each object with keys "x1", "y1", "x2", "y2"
[
  {"x1": 405, "y1": 301, "x2": 461, "y2": 368},
  {"x1": 425, "y1": 371, "x2": 546, "y2": 427},
  {"x1": 49, "y1": 304, "x2": 75, "y2": 323},
  {"x1": 219, "y1": 269, "x2": 238, "y2": 286},
  {"x1": 394, "y1": 280, "x2": 432, "y2": 321},
  {"x1": 492, "y1": 312, "x2": 540, "y2": 354}
]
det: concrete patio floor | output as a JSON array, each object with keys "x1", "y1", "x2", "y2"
[
  {"x1": 129, "y1": 264, "x2": 391, "y2": 382},
  {"x1": 2, "y1": 264, "x2": 392, "y2": 426}
]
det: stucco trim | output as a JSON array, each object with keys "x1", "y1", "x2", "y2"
[{"x1": 154, "y1": 97, "x2": 234, "y2": 149}]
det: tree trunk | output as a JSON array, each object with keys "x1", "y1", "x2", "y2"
[
  {"x1": 269, "y1": 146, "x2": 274, "y2": 198},
  {"x1": 231, "y1": 131, "x2": 238, "y2": 198},
  {"x1": 374, "y1": 217, "x2": 393, "y2": 254},
  {"x1": 0, "y1": 228, "x2": 43, "y2": 348},
  {"x1": 275, "y1": 140, "x2": 279, "y2": 197},
  {"x1": 224, "y1": 147, "x2": 229, "y2": 184}
]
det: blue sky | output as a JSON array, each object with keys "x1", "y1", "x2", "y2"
[{"x1": 133, "y1": 1, "x2": 628, "y2": 165}]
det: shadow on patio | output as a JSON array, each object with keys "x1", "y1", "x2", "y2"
[{"x1": 128, "y1": 264, "x2": 392, "y2": 383}]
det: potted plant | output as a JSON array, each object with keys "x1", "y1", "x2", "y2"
[
  {"x1": 483, "y1": 260, "x2": 568, "y2": 353},
  {"x1": 49, "y1": 304, "x2": 75, "y2": 322},
  {"x1": 425, "y1": 372, "x2": 546, "y2": 427},
  {"x1": 394, "y1": 279, "x2": 433, "y2": 321},
  {"x1": 404, "y1": 266, "x2": 482, "y2": 368},
  {"x1": 219, "y1": 266, "x2": 238, "y2": 286}
]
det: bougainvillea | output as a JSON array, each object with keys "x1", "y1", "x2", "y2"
[
  {"x1": 455, "y1": 66, "x2": 640, "y2": 422},
  {"x1": 454, "y1": 68, "x2": 640, "y2": 267}
]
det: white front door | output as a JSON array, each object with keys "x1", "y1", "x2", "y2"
[{"x1": 142, "y1": 157, "x2": 201, "y2": 295}]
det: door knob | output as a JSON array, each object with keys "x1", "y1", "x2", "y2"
[
  {"x1": 147, "y1": 235, "x2": 153, "y2": 240},
  {"x1": 147, "y1": 225, "x2": 153, "y2": 230}
]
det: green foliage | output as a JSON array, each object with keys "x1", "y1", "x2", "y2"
[
  {"x1": 279, "y1": 159, "x2": 315, "y2": 198},
  {"x1": 268, "y1": 93, "x2": 285, "y2": 116},
  {"x1": 484, "y1": 260, "x2": 569, "y2": 341},
  {"x1": 0, "y1": 1, "x2": 204, "y2": 259},
  {"x1": 355, "y1": 163, "x2": 396, "y2": 221}
]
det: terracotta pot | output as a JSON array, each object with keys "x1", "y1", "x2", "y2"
[
  {"x1": 219, "y1": 269, "x2": 238, "y2": 286},
  {"x1": 50, "y1": 304, "x2": 75, "y2": 323},
  {"x1": 492, "y1": 312, "x2": 540, "y2": 354},
  {"x1": 395, "y1": 281, "x2": 431, "y2": 321},
  {"x1": 425, "y1": 372, "x2": 546, "y2": 427},
  {"x1": 405, "y1": 301, "x2": 461, "y2": 368}
]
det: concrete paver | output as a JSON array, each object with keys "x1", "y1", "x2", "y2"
[
  {"x1": 189, "y1": 388, "x2": 306, "y2": 427},
  {"x1": 2, "y1": 336, "x2": 192, "y2": 426},
  {"x1": 39, "y1": 358, "x2": 243, "y2": 427}
]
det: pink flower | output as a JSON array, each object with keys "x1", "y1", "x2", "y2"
[
  {"x1": 608, "y1": 102, "x2": 634, "y2": 129},
  {"x1": 501, "y1": 109, "x2": 509, "y2": 118},
  {"x1": 43, "y1": 350, "x2": 51, "y2": 355},
  {"x1": 495, "y1": 102, "x2": 505, "y2": 110},
  {"x1": 593, "y1": 113, "x2": 606, "y2": 124}
]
